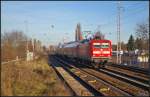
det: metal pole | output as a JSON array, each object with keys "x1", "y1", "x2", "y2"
[
  {"x1": 119, "y1": 2, "x2": 122, "y2": 64},
  {"x1": 25, "y1": 20, "x2": 29, "y2": 52},
  {"x1": 25, "y1": 20, "x2": 29, "y2": 61},
  {"x1": 32, "y1": 39, "x2": 34, "y2": 59},
  {"x1": 116, "y1": 2, "x2": 119, "y2": 64},
  {"x1": 117, "y1": 1, "x2": 122, "y2": 64}
]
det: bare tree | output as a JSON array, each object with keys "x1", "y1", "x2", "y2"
[
  {"x1": 120, "y1": 41, "x2": 127, "y2": 51},
  {"x1": 112, "y1": 44, "x2": 117, "y2": 51},
  {"x1": 136, "y1": 22, "x2": 149, "y2": 40},
  {"x1": 135, "y1": 21, "x2": 149, "y2": 50},
  {"x1": 1, "y1": 31, "x2": 28, "y2": 61},
  {"x1": 135, "y1": 37, "x2": 144, "y2": 50}
]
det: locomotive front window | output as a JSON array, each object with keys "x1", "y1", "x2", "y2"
[
  {"x1": 101, "y1": 44, "x2": 109, "y2": 48},
  {"x1": 93, "y1": 45, "x2": 101, "y2": 48},
  {"x1": 93, "y1": 43, "x2": 109, "y2": 48}
]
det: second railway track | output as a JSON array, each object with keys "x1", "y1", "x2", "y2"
[
  {"x1": 107, "y1": 63, "x2": 149, "y2": 75},
  {"x1": 53, "y1": 55, "x2": 136, "y2": 96},
  {"x1": 104, "y1": 65, "x2": 149, "y2": 84},
  {"x1": 55, "y1": 55, "x2": 149, "y2": 96}
]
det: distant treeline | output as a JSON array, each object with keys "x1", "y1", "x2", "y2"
[
  {"x1": 1, "y1": 31, "x2": 43, "y2": 62},
  {"x1": 112, "y1": 20, "x2": 149, "y2": 52}
]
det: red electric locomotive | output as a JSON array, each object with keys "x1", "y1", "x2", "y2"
[
  {"x1": 56, "y1": 34, "x2": 112, "y2": 68},
  {"x1": 89, "y1": 39, "x2": 112, "y2": 67}
]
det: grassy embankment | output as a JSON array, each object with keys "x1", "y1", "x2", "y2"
[{"x1": 1, "y1": 56, "x2": 70, "y2": 96}]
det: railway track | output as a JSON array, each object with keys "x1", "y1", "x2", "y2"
[
  {"x1": 71, "y1": 58, "x2": 149, "y2": 91},
  {"x1": 49, "y1": 56, "x2": 101, "y2": 96},
  {"x1": 104, "y1": 65, "x2": 149, "y2": 84},
  {"x1": 97, "y1": 68, "x2": 149, "y2": 91},
  {"x1": 107, "y1": 63, "x2": 149, "y2": 75},
  {"x1": 105, "y1": 64, "x2": 149, "y2": 82},
  {"x1": 53, "y1": 55, "x2": 133, "y2": 96},
  {"x1": 48, "y1": 57, "x2": 77, "y2": 96},
  {"x1": 56, "y1": 55, "x2": 149, "y2": 96}
]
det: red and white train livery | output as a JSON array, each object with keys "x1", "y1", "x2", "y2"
[{"x1": 56, "y1": 37, "x2": 112, "y2": 68}]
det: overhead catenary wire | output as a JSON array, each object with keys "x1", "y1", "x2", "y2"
[
  {"x1": 101, "y1": 3, "x2": 148, "y2": 27},
  {"x1": 123, "y1": 2, "x2": 147, "y2": 8}
]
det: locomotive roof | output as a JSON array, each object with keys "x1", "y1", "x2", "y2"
[
  {"x1": 60, "y1": 39, "x2": 111, "y2": 48},
  {"x1": 62, "y1": 41, "x2": 79, "y2": 48},
  {"x1": 91, "y1": 39, "x2": 111, "y2": 42},
  {"x1": 80, "y1": 39, "x2": 90, "y2": 43}
]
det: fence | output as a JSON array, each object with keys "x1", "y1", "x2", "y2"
[
  {"x1": 111, "y1": 54, "x2": 149, "y2": 69},
  {"x1": 1, "y1": 57, "x2": 26, "y2": 65}
]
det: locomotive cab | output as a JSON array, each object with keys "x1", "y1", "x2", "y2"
[{"x1": 90, "y1": 39, "x2": 112, "y2": 68}]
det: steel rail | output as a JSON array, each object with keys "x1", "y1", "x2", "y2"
[
  {"x1": 54, "y1": 56, "x2": 132, "y2": 96},
  {"x1": 48, "y1": 57, "x2": 77, "y2": 96},
  {"x1": 56, "y1": 55, "x2": 149, "y2": 95},
  {"x1": 107, "y1": 63, "x2": 149, "y2": 75}
]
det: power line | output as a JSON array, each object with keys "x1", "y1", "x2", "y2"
[
  {"x1": 122, "y1": 7, "x2": 148, "y2": 25},
  {"x1": 123, "y1": 2, "x2": 147, "y2": 8},
  {"x1": 99, "y1": 5, "x2": 148, "y2": 28},
  {"x1": 123, "y1": 6, "x2": 148, "y2": 17}
]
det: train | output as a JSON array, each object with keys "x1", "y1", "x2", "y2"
[{"x1": 56, "y1": 34, "x2": 112, "y2": 68}]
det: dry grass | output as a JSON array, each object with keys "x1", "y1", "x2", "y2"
[{"x1": 1, "y1": 56, "x2": 70, "y2": 96}]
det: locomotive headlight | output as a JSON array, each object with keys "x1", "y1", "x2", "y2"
[
  {"x1": 93, "y1": 51, "x2": 100, "y2": 54},
  {"x1": 103, "y1": 51, "x2": 110, "y2": 54}
]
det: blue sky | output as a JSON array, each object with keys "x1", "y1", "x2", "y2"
[{"x1": 1, "y1": 1, "x2": 149, "y2": 46}]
